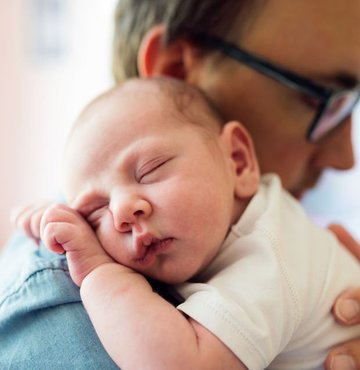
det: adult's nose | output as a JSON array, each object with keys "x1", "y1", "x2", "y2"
[
  {"x1": 313, "y1": 116, "x2": 355, "y2": 171},
  {"x1": 110, "y1": 193, "x2": 152, "y2": 233}
]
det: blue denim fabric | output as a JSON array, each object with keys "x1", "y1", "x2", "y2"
[{"x1": 0, "y1": 232, "x2": 118, "y2": 369}]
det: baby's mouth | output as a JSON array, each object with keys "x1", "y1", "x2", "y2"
[{"x1": 134, "y1": 234, "x2": 173, "y2": 264}]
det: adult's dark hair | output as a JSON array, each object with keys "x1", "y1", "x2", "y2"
[{"x1": 113, "y1": 0, "x2": 260, "y2": 83}]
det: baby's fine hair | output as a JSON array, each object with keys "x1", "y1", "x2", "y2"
[
  {"x1": 144, "y1": 77, "x2": 225, "y2": 130},
  {"x1": 73, "y1": 77, "x2": 226, "y2": 138}
]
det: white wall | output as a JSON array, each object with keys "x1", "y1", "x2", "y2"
[{"x1": 0, "y1": 0, "x2": 117, "y2": 248}]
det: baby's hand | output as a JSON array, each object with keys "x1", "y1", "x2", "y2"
[
  {"x1": 40, "y1": 204, "x2": 114, "y2": 286},
  {"x1": 11, "y1": 203, "x2": 52, "y2": 243}
]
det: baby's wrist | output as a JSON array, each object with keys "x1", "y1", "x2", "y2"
[
  {"x1": 67, "y1": 251, "x2": 114, "y2": 287},
  {"x1": 80, "y1": 261, "x2": 136, "y2": 294}
]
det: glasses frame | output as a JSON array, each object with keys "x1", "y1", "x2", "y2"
[{"x1": 193, "y1": 33, "x2": 360, "y2": 142}]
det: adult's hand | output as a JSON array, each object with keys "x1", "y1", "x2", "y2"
[
  {"x1": 329, "y1": 224, "x2": 360, "y2": 261},
  {"x1": 325, "y1": 224, "x2": 360, "y2": 370}
]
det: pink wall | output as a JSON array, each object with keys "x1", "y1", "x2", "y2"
[
  {"x1": 0, "y1": 1, "x2": 27, "y2": 247},
  {"x1": 0, "y1": 1, "x2": 116, "y2": 249}
]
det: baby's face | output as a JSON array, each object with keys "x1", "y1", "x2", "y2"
[{"x1": 63, "y1": 86, "x2": 239, "y2": 283}]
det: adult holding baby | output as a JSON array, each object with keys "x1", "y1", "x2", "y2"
[{"x1": 1, "y1": 1, "x2": 360, "y2": 369}]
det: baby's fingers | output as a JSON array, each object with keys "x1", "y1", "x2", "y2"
[
  {"x1": 30, "y1": 204, "x2": 52, "y2": 239},
  {"x1": 11, "y1": 205, "x2": 32, "y2": 234},
  {"x1": 40, "y1": 204, "x2": 80, "y2": 253},
  {"x1": 41, "y1": 221, "x2": 67, "y2": 254},
  {"x1": 40, "y1": 204, "x2": 81, "y2": 232},
  {"x1": 40, "y1": 204, "x2": 92, "y2": 252},
  {"x1": 11, "y1": 204, "x2": 47, "y2": 241}
]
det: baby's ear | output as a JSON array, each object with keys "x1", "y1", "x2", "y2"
[{"x1": 220, "y1": 121, "x2": 260, "y2": 198}]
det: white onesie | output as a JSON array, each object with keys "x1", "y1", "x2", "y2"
[{"x1": 176, "y1": 174, "x2": 360, "y2": 370}]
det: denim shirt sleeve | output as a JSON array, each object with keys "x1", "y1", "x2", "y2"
[{"x1": 0, "y1": 232, "x2": 119, "y2": 370}]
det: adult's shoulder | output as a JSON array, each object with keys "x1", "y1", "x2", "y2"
[
  {"x1": 0, "y1": 232, "x2": 118, "y2": 369},
  {"x1": 0, "y1": 232, "x2": 78, "y2": 313}
]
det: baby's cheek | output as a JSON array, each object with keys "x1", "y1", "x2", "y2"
[
  {"x1": 95, "y1": 214, "x2": 116, "y2": 249},
  {"x1": 96, "y1": 217, "x2": 130, "y2": 266}
]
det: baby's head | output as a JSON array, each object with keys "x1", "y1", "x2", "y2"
[
  {"x1": 63, "y1": 78, "x2": 260, "y2": 283},
  {"x1": 70, "y1": 77, "x2": 224, "y2": 138}
]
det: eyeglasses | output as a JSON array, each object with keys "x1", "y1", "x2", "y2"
[{"x1": 193, "y1": 33, "x2": 360, "y2": 142}]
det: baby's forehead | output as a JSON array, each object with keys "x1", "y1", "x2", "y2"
[{"x1": 74, "y1": 80, "x2": 169, "y2": 130}]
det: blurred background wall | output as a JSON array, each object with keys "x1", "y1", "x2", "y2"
[
  {"x1": 0, "y1": 0, "x2": 117, "y2": 248},
  {"x1": 0, "y1": 0, "x2": 359, "y2": 250}
]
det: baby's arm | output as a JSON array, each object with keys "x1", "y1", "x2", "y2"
[
  {"x1": 40, "y1": 205, "x2": 246, "y2": 370},
  {"x1": 81, "y1": 263, "x2": 247, "y2": 370}
]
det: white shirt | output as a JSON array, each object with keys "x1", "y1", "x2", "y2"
[{"x1": 176, "y1": 174, "x2": 360, "y2": 370}]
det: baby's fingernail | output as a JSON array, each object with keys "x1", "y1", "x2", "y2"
[
  {"x1": 331, "y1": 354, "x2": 356, "y2": 370},
  {"x1": 336, "y1": 298, "x2": 360, "y2": 322}
]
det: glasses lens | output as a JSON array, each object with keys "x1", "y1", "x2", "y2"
[{"x1": 311, "y1": 89, "x2": 360, "y2": 141}]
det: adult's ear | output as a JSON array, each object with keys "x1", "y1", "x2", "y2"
[
  {"x1": 220, "y1": 121, "x2": 260, "y2": 199},
  {"x1": 137, "y1": 25, "x2": 201, "y2": 80}
]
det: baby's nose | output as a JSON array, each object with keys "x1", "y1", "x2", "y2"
[{"x1": 111, "y1": 197, "x2": 152, "y2": 232}]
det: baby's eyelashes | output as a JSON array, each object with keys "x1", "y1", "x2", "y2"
[{"x1": 137, "y1": 157, "x2": 172, "y2": 184}]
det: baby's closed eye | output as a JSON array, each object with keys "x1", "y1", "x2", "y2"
[{"x1": 137, "y1": 157, "x2": 173, "y2": 184}]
